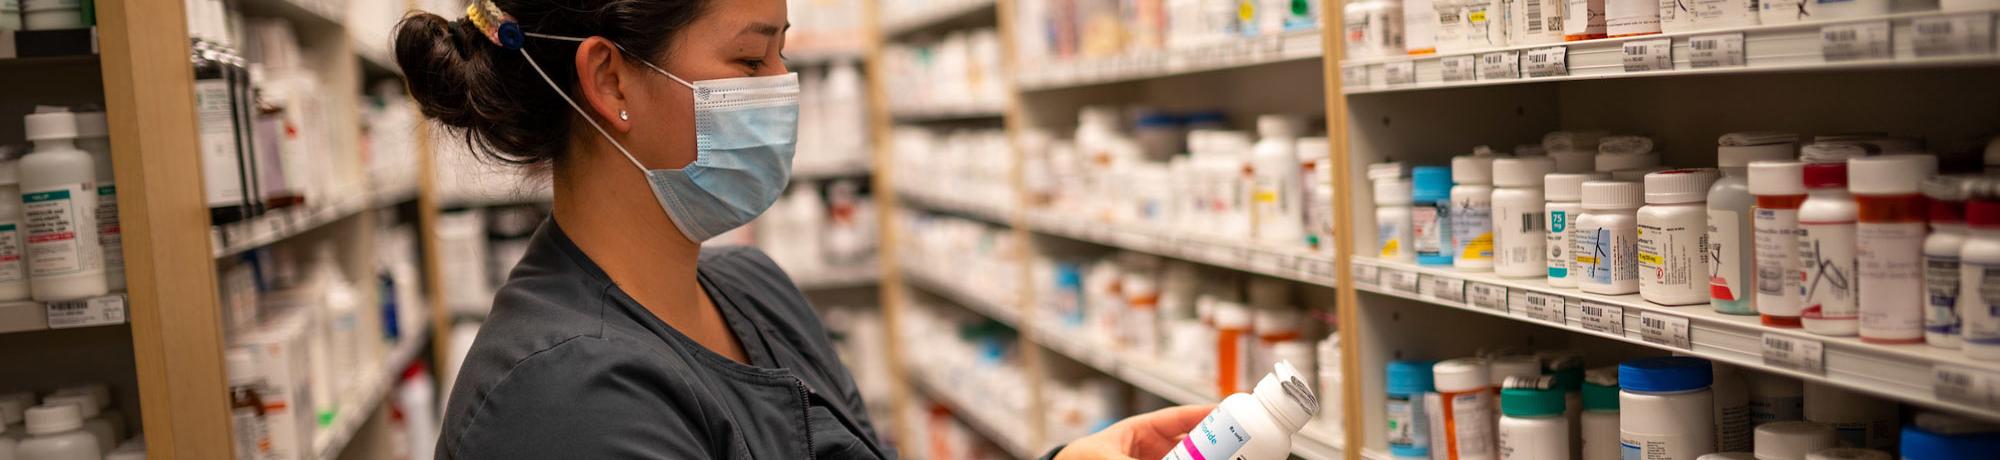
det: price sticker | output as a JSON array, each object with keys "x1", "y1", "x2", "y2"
[
  {"x1": 1688, "y1": 33, "x2": 1746, "y2": 68},
  {"x1": 1343, "y1": 64, "x2": 1372, "y2": 88},
  {"x1": 1932, "y1": 365, "x2": 1995, "y2": 408},
  {"x1": 1821, "y1": 21, "x2": 1892, "y2": 62},
  {"x1": 1638, "y1": 311, "x2": 1693, "y2": 350},
  {"x1": 1512, "y1": 291, "x2": 1567, "y2": 323},
  {"x1": 1441, "y1": 55, "x2": 1478, "y2": 82},
  {"x1": 1623, "y1": 38, "x2": 1673, "y2": 72},
  {"x1": 1424, "y1": 274, "x2": 1468, "y2": 304},
  {"x1": 1386, "y1": 269, "x2": 1423, "y2": 295},
  {"x1": 1354, "y1": 263, "x2": 1382, "y2": 286},
  {"x1": 1913, "y1": 14, "x2": 1996, "y2": 58},
  {"x1": 1524, "y1": 46, "x2": 1568, "y2": 77},
  {"x1": 1575, "y1": 301, "x2": 1625, "y2": 335},
  {"x1": 1479, "y1": 51, "x2": 1521, "y2": 80},
  {"x1": 1385, "y1": 61, "x2": 1417, "y2": 85},
  {"x1": 46, "y1": 295, "x2": 127, "y2": 329},
  {"x1": 1761, "y1": 333, "x2": 1825, "y2": 375},
  {"x1": 1467, "y1": 282, "x2": 1509, "y2": 312}
]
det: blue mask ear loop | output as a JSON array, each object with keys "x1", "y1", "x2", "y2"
[{"x1": 515, "y1": 33, "x2": 695, "y2": 172}]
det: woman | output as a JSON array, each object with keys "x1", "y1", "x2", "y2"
[{"x1": 394, "y1": 1, "x2": 1211, "y2": 458}]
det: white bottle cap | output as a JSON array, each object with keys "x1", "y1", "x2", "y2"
[
  {"x1": 1453, "y1": 153, "x2": 1496, "y2": 185},
  {"x1": 1375, "y1": 178, "x2": 1412, "y2": 206},
  {"x1": 1805, "y1": 448, "x2": 1890, "y2": 460},
  {"x1": 24, "y1": 111, "x2": 78, "y2": 141},
  {"x1": 1488, "y1": 355, "x2": 1542, "y2": 387},
  {"x1": 1252, "y1": 361, "x2": 1320, "y2": 430},
  {"x1": 1258, "y1": 115, "x2": 1301, "y2": 139},
  {"x1": 1848, "y1": 154, "x2": 1937, "y2": 195},
  {"x1": 1296, "y1": 137, "x2": 1330, "y2": 162},
  {"x1": 1612, "y1": 167, "x2": 1672, "y2": 182},
  {"x1": 1595, "y1": 153, "x2": 1661, "y2": 172},
  {"x1": 25, "y1": 403, "x2": 83, "y2": 435},
  {"x1": 1213, "y1": 301, "x2": 1252, "y2": 329},
  {"x1": 1546, "y1": 172, "x2": 1610, "y2": 202},
  {"x1": 1755, "y1": 421, "x2": 1838, "y2": 459},
  {"x1": 1493, "y1": 157, "x2": 1555, "y2": 188},
  {"x1": 74, "y1": 111, "x2": 108, "y2": 138},
  {"x1": 1717, "y1": 134, "x2": 1797, "y2": 167},
  {"x1": 1433, "y1": 358, "x2": 1491, "y2": 392},
  {"x1": 1254, "y1": 307, "x2": 1304, "y2": 335},
  {"x1": 1582, "y1": 181, "x2": 1644, "y2": 210},
  {"x1": 44, "y1": 394, "x2": 97, "y2": 418},
  {"x1": 1696, "y1": 454, "x2": 1755, "y2": 460},
  {"x1": 1749, "y1": 161, "x2": 1806, "y2": 196},
  {"x1": 1644, "y1": 169, "x2": 1721, "y2": 204},
  {"x1": 1368, "y1": 162, "x2": 1407, "y2": 181}
]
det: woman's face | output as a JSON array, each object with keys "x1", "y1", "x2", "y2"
[{"x1": 605, "y1": 0, "x2": 789, "y2": 171}]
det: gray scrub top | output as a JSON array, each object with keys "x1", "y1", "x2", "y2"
[{"x1": 436, "y1": 221, "x2": 895, "y2": 459}]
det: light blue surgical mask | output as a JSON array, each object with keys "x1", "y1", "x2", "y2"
[{"x1": 520, "y1": 34, "x2": 798, "y2": 242}]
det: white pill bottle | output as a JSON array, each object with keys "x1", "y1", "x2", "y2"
[
  {"x1": 1619, "y1": 357, "x2": 1717, "y2": 460},
  {"x1": 1163, "y1": 362, "x2": 1320, "y2": 460}
]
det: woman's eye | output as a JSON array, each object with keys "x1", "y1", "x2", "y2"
[{"x1": 741, "y1": 59, "x2": 766, "y2": 72}]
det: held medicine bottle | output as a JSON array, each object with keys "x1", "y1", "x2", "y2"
[
  {"x1": 1547, "y1": 172, "x2": 1608, "y2": 288},
  {"x1": 1387, "y1": 360, "x2": 1438, "y2": 459},
  {"x1": 15, "y1": 404, "x2": 101, "y2": 460},
  {"x1": 1375, "y1": 163, "x2": 1416, "y2": 261},
  {"x1": 1956, "y1": 197, "x2": 2000, "y2": 361},
  {"x1": 1638, "y1": 169, "x2": 1721, "y2": 306},
  {"x1": 0, "y1": 156, "x2": 29, "y2": 302},
  {"x1": 1434, "y1": 358, "x2": 1498, "y2": 460},
  {"x1": 1580, "y1": 367, "x2": 1621, "y2": 460},
  {"x1": 20, "y1": 110, "x2": 107, "y2": 302},
  {"x1": 1619, "y1": 357, "x2": 1717, "y2": 460},
  {"x1": 1851, "y1": 155, "x2": 1937, "y2": 344},
  {"x1": 1215, "y1": 301, "x2": 1255, "y2": 397},
  {"x1": 1921, "y1": 176, "x2": 1970, "y2": 348},
  {"x1": 1453, "y1": 152, "x2": 1499, "y2": 272},
  {"x1": 1163, "y1": 362, "x2": 1320, "y2": 460},
  {"x1": 1493, "y1": 157, "x2": 1556, "y2": 278},
  {"x1": 1415, "y1": 166, "x2": 1455, "y2": 266},
  {"x1": 1499, "y1": 378, "x2": 1570, "y2": 460},
  {"x1": 1710, "y1": 136, "x2": 1797, "y2": 315},
  {"x1": 1799, "y1": 162, "x2": 1859, "y2": 337},
  {"x1": 1578, "y1": 181, "x2": 1643, "y2": 295},
  {"x1": 1750, "y1": 161, "x2": 1808, "y2": 327}
]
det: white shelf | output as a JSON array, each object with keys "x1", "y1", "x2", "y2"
[
  {"x1": 790, "y1": 262, "x2": 881, "y2": 291},
  {"x1": 902, "y1": 265, "x2": 1020, "y2": 327},
  {"x1": 315, "y1": 324, "x2": 430, "y2": 460},
  {"x1": 882, "y1": 0, "x2": 998, "y2": 38},
  {"x1": 896, "y1": 189, "x2": 1014, "y2": 226},
  {"x1": 904, "y1": 366, "x2": 1039, "y2": 459},
  {"x1": 1025, "y1": 211, "x2": 1337, "y2": 287},
  {"x1": 0, "y1": 293, "x2": 129, "y2": 335},
  {"x1": 888, "y1": 104, "x2": 1007, "y2": 123},
  {"x1": 212, "y1": 179, "x2": 421, "y2": 259},
  {"x1": 1351, "y1": 256, "x2": 2000, "y2": 419},
  {"x1": 791, "y1": 158, "x2": 872, "y2": 181},
  {"x1": 1018, "y1": 30, "x2": 1325, "y2": 91},
  {"x1": 1340, "y1": 9, "x2": 2000, "y2": 94}
]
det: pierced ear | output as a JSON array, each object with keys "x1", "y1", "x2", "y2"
[{"x1": 573, "y1": 37, "x2": 631, "y2": 131}]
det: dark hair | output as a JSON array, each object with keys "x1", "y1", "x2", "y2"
[{"x1": 394, "y1": 1, "x2": 708, "y2": 167}]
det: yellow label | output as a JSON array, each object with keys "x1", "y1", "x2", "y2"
[
  {"x1": 1254, "y1": 190, "x2": 1278, "y2": 203},
  {"x1": 1239, "y1": 1, "x2": 1256, "y2": 21},
  {"x1": 1576, "y1": 255, "x2": 1598, "y2": 265},
  {"x1": 1637, "y1": 252, "x2": 1663, "y2": 265},
  {"x1": 1381, "y1": 239, "x2": 1401, "y2": 257},
  {"x1": 1470, "y1": 11, "x2": 1487, "y2": 23},
  {"x1": 1460, "y1": 234, "x2": 1494, "y2": 260}
]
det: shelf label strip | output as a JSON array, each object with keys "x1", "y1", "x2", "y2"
[
  {"x1": 1638, "y1": 311, "x2": 1693, "y2": 350},
  {"x1": 1424, "y1": 274, "x2": 1468, "y2": 304},
  {"x1": 1524, "y1": 46, "x2": 1569, "y2": 77},
  {"x1": 1385, "y1": 61, "x2": 1417, "y2": 85},
  {"x1": 1761, "y1": 333, "x2": 1826, "y2": 375},
  {"x1": 1688, "y1": 32, "x2": 1746, "y2": 68},
  {"x1": 1932, "y1": 365, "x2": 2000, "y2": 409},
  {"x1": 1468, "y1": 282, "x2": 1509, "y2": 312},
  {"x1": 1512, "y1": 290, "x2": 1567, "y2": 324},
  {"x1": 1623, "y1": 38, "x2": 1674, "y2": 72},
  {"x1": 46, "y1": 295, "x2": 126, "y2": 329},
  {"x1": 1442, "y1": 55, "x2": 1478, "y2": 82},
  {"x1": 1480, "y1": 51, "x2": 1522, "y2": 80},
  {"x1": 1821, "y1": 20, "x2": 1893, "y2": 62},
  {"x1": 1387, "y1": 269, "x2": 1423, "y2": 295},
  {"x1": 1575, "y1": 301, "x2": 1624, "y2": 335},
  {"x1": 1912, "y1": 13, "x2": 1997, "y2": 57}
]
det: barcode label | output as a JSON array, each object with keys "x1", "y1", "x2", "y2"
[
  {"x1": 1623, "y1": 38, "x2": 1673, "y2": 72},
  {"x1": 46, "y1": 295, "x2": 127, "y2": 329},
  {"x1": 1575, "y1": 301, "x2": 1624, "y2": 335},
  {"x1": 1343, "y1": 64, "x2": 1372, "y2": 87},
  {"x1": 1688, "y1": 33, "x2": 1745, "y2": 68},
  {"x1": 1468, "y1": 282, "x2": 1508, "y2": 312},
  {"x1": 1442, "y1": 55, "x2": 1478, "y2": 82},
  {"x1": 1425, "y1": 274, "x2": 1468, "y2": 304},
  {"x1": 1912, "y1": 14, "x2": 1996, "y2": 58},
  {"x1": 1528, "y1": 0, "x2": 1545, "y2": 31},
  {"x1": 1932, "y1": 365, "x2": 1997, "y2": 408},
  {"x1": 1512, "y1": 291, "x2": 1567, "y2": 323},
  {"x1": 1822, "y1": 21, "x2": 1892, "y2": 62},
  {"x1": 1479, "y1": 51, "x2": 1522, "y2": 80},
  {"x1": 1355, "y1": 263, "x2": 1382, "y2": 286},
  {"x1": 1385, "y1": 61, "x2": 1417, "y2": 85},
  {"x1": 1525, "y1": 46, "x2": 1568, "y2": 77},
  {"x1": 1638, "y1": 311, "x2": 1693, "y2": 350},
  {"x1": 1761, "y1": 333, "x2": 1825, "y2": 374},
  {"x1": 1387, "y1": 269, "x2": 1423, "y2": 294}
]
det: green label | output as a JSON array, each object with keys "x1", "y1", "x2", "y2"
[
  {"x1": 0, "y1": 224, "x2": 15, "y2": 232},
  {"x1": 1551, "y1": 211, "x2": 1568, "y2": 233},
  {"x1": 98, "y1": 185, "x2": 115, "y2": 196},
  {"x1": 24, "y1": 189, "x2": 71, "y2": 202}
]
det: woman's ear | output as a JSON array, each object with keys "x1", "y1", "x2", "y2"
[{"x1": 573, "y1": 37, "x2": 632, "y2": 132}]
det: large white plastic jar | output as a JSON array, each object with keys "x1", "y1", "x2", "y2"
[
  {"x1": 1638, "y1": 169, "x2": 1720, "y2": 306},
  {"x1": 15, "y1": 404, "x2": 101, "y2": 460},
  {"x1": 1578, "y1": 181, "x2": 1642, "y2": 295},
  {"x1": 1493, "y1": 157, "x2": 1555, "y2": 278},
  {"x1": 1498, "y1": 384, "x2": 1569, "y2": 460},
  {"x1": 1547, "y1": 173, "x2": 1608, "y2": 288},
  {"x1": 1619, "y1": 357, "x2": 1716, "y2": 460},
  {"x1": 1453, "y1": 152, "x2": 1498, "y2": 272},
  {"x1": 20, "y1": 110, "x2": 106, "y2": 302},
  {"x1": 1163, "y1": 362, "x2": 1319, "y2": 460},
  {"x1": 1851, "y1": 155, "x2": 1937, "y2": 345},
  {"x1": 1709, "y1": 137, "x2": 1796, "y2": 316},
  {"x1": 1798, "y1": 162, "x2": 1859, "y2": 337}
]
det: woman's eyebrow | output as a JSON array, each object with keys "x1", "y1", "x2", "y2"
[{"x1": 739, "y1": 22, "x2": 788, "y2": 37}]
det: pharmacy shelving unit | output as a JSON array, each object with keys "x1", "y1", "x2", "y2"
[
  {"x1": 0, "y1": 1, "x2": 455, "y2": 458},
  {"x1": 1320, "y1": 6, "x2": 2000, "y2": 460}
]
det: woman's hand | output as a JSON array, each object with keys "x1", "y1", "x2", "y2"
[{"x1": 1052, "y1": 404, "x2": 1215, "y2": 460}]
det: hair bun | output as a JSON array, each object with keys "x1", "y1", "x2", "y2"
[{"x1": 393, "y1": 12, "x2": 489, "y2": 130}]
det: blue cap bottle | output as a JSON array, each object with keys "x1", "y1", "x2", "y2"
[
  {"x1": 1386, "y1": 360, "x2": 1437, "y2": 458},
  {"x1": 1411, "y1": 166, "x2": 1454, "y2": 266}
]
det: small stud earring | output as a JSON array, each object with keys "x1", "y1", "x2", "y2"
[{"x1": 618, "y1": 110, "x2": 629, "y2": 121}]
